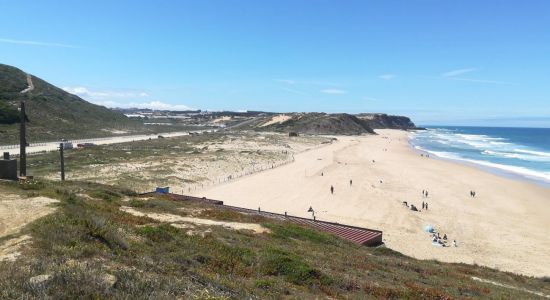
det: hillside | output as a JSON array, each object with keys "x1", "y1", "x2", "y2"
[
  {"x1": 254, "y1": 113, "x2": 376, "y2": 135},
  {"x1": 0, "y1": 179, "x2": 548, "y2": 298},
  {"x1": 0, "y1": 64, "x2": 143, "y2": 143},
  {"x1": 357, "y1": 113, "x2": 419, "y2": 130}
]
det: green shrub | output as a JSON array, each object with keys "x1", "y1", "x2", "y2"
[
  {"x1": 254, "y1": 279, "x2": 276, "y2": 289},
  {"x1": 19, "y1": 179, "x2": 45, "y2": 190},
  {"x1": 137, "y1": 224, "x2": 178, "y2": 243},
  {"x1": 260, "y1": 248, "x2": 331, "y2": 285},
  {"x1": 0, "y1": 101, "x2": 19, "y2": 124},
  {"x1": 89, "y1": 190, "x2": 121, "y2": 202}
]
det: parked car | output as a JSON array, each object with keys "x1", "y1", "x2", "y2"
[
  {"x1": 61, "y1": 142, "x2": 73, "y2": 150},
  {"x1": 76, "y1": 143, "x2": 95, "y2": 149}
]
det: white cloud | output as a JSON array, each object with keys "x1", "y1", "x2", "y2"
[
  {"x1": 378, "y1": 74, "x2": 396, "y2": 80},
  {"x1": 0, "y1": 38, "x2": 78, "y2": 48},
  {"x1": 438, "y1": 68, "x2": 515, "y2": 85},
  {"x1": 81, "y1": 99, "x2": 192, "y2": 111},
  {"x1": 441, "y1": 68, "x2": 476, "y2": 77},
  {"x1": 63, "y1": 86, "x2": 150, "y2": 99},
  {"x1": 62, "y1": 86, "x2": 191, "y2": 110},
  {"x1": 128, "y1": 101, "x2": 192, "y2": 111},
  {"x1": 364, "y1": 97, "x2": 383, "y2": 102},
  {"x1": 320, "y1": 89, "x2": 347, "y2": 94},
  {"x1": 446, "y1": 77, "x2": 515, "y2": 85}
]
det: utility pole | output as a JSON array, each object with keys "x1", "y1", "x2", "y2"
[
  {"x1": 19, "y1": 101, "x2": 27, "y2": 177},
  {"x1": 59, "y1": 143, "x2": 65, "y2": 181}
]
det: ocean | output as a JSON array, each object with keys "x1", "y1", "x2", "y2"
[{"x1": 410, "y1": 126, "x2": 550, "y2": 186}]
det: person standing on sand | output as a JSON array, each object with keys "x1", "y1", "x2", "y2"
[
  {"x1": 422, "y1": 202, "x2": 425, "y2": 210},
  {"x1": 350, "y1": 179, "x2": 352, "y2": 187},
  {"x1": 425, "y1": 191, "x2": 429, "y2": 198},
  {"x1": 425, "y1": 202, "x2": 429, "y2": 210},
  {"x1": 330, "y1": 185, "x2": 334, "y2": 194}
]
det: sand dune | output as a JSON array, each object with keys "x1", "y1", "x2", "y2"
[{"x1": 195, "y1": 129, "x2": 550, "y2": 277}]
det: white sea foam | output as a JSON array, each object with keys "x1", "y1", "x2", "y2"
[
  {"x1": 461, "y1": 159, "x2": 550, "y2": 183},
  {"x1": 412, "y1": 129, "x2": 550, "y2": 184},
  {"x1": 515, "y1": 149, "x2": 550, "y2": 158},
  {"x1": 481, "y1": 150, "x2": 550, "y2": 162},
  {"x1": 421, "y1": 148, "x2": 550, "y2": 182}
]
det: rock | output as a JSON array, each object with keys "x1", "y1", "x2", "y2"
[
  {"x1": 100, "y1": 273, "x2": 117, "y2": 288},
  {"x1": 29, "y1": 274, "x2": 52, "y2": 286}
]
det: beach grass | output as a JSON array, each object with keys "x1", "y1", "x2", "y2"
[{"x1": 1, "y1": 179, "x2": 549, "y2": 299}]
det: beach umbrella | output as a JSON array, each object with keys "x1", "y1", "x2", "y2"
[{"x1": 424, "y1": 225, "x2": 434, "y2": 233}]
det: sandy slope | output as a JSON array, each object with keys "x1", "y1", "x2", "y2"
[
  {"x1": 0, "y1": 193, "x2": 59, "y2": 261},
  {"x1": 195, "y1": 129, "x2": 550, "y2": 277}
]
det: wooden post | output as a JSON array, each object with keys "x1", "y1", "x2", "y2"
[
  {"x1": 59, "y1": 143, "x2": 65, "y2": 181},
  {"x1": 19, "y1": 101, "x2": 27, "y2": 177}
]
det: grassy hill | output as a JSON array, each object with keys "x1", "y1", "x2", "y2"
[
  {"x1": 250, "y1": 113, "x2": 377, "y2": 135},
  {"x1": 0, "y1": 64, "x2": 145, "y2": 144},
  {"x1": 0, "y1": 179, "x2": 548, "y2": 298}
]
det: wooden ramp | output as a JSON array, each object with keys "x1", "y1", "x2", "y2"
[
  {"x1": 141, "y1": 192, "x2": 383, "y2": 247},
  {"x1": 225, "y1": 205, "x2": 383, "y2": 246}
]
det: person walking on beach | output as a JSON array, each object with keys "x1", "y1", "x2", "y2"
[
  {"x1": 422, "y1": 190, "x2": 425, "y2": 197},
  {"x1": 425, "y1": 202, "x2": 428, "y2": 210},
  {"x1": 330, "y1": 185, "x2": 334, "y2": 194},
  {"x1": 472, "y1": 191, "x2": 476, "y2": 198},
  {"x1": 425, "y1": 191, "x2": 429, "y2": 198},
  {"x1": 349, "y1": 179, "x2": 352, "y2": 187},
  {"x1": 422, "y1": 202, "x2": 425, "y2": 210}
]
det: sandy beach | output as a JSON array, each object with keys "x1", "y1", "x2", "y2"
[{"x1": 195, "y1": 129, "x2": 550, "y2": 277}]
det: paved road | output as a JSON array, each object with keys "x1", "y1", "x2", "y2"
[{"x1": 0, "y1": 130, "x2": 216, "y2": 155}]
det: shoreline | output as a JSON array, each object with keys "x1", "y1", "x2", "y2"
[
  {"x1": 407, "y1": 133, "x2": 550, "y2": 189},
  {"x1": 195, "y1": 129, "x2": 550, "y2": 277}
]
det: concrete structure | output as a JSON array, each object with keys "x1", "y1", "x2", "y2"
[{"x1": 0, "y1": 152, "x2": 18, "y2": 180}]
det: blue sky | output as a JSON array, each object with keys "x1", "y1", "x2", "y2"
[{"x1": 1, "y1": 0, "x2": 549, "y2": 127}]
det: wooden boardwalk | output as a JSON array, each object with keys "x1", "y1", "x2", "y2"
[{"x1": 141, "y1": 192, "x2": 383, "y2": 247}]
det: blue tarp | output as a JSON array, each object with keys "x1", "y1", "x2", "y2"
[
  {"x1": 424, "y1": 225, "x2": 435, "y2": 233},
  {"x1": 155, "y1": 187, "x2": 170, "y2": 194}
]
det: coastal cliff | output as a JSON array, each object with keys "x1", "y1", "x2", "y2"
[{"x1": 356, "y1": 113, "x2": 419, "y2": 130}]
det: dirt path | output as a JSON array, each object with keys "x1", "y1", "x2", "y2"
[
  {"x1": 19, "y1": 74, "x2": 34, "y2": 94},
  {"x1": 0, "y1": 192, "x2": 58, "y2": 261},
  {"x1": 120, "y1": 206, "x2": 270, "y2": 234},
  {"x1": 471, "y1": 277, "x2": 550, "y2": 299}
]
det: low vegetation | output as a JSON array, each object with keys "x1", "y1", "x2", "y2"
[
  {"x1": 1, "y1": 179, "x2": 549, "y2": 299},
  {"x1": 0, "y1": 101, "x2": 19, "y2": 124},
  {"x1": 25, "y1": 131, "x2": 326, "y2": 193}
]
